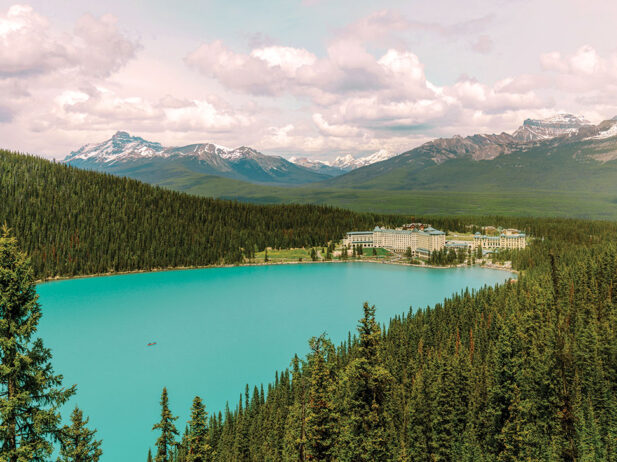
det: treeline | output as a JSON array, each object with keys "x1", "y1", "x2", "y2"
[
  {"x1": 148, "y1": 218, "x2": 617, "y2": 461},
  {"x1": 0, "y1": 150, "x2": 402, "y2": 279}
]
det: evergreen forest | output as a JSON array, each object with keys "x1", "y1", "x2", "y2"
[
  {"x1": 2, "y1": 148, "x2": 617, "y2": 460},
  {"x1": 0, "y1": 150, "x2": 400, "y2": 280},
  {"x1": 148, "y1": 217, "x2": 617, "y2": 461}
]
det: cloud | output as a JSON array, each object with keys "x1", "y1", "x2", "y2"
[
  {"x1": 0, "y1": 4, "x2": 139, "y2": 78},
  {"x1": 539, "y1": 46, "x2": 617, "y2": 100},
  {"x1": 3, "y1": 5, "x2": 617, "y2": 161},
  {"x1": 45, "y1": 87, "x2": 253, "y2": 134},
  {"x1": 541, "y1": 45, "x2": 617, "y2": 80}
]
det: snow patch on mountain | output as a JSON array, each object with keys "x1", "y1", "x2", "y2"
[
  {"x1": 512, "y1": 114, "x2": 591, "y2": 142},
  {"x1": 329, "y1": 150, "x2": 396, "y2": 170},
  {"x1": 65, "y1": 131, "x2": 165, "y2": 164},
  {"x1": 589, "y1": 122, "x2": 617, "y2": 140}
]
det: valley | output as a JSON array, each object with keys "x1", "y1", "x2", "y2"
[{"x1": 63, "y1": 114, "x2": 617, "y2": 220}]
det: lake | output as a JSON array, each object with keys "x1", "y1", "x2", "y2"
[{"x1": 37, "y1": 262, "x2": 513, "y2": 461}]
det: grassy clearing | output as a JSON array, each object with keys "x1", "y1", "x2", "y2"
[{"x1": 254, "y1": 248, "x2": 312, "y2": 262}]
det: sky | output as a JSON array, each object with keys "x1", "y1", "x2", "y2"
[{"x1": 1, "y1": 0, "x2": 616, "y2": 160}]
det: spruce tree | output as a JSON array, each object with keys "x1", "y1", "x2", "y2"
[
  {"x1": 147, "y1": 448, "x2": 153, "y2": 462},
  {"x1": 58, "y1": 406, "x2": 103, "y2": 462},
  {"x1": 339, "y1": 303, "x2": 393, "y2": 461},
  {"x1": 0, "y1": 227, "x2": 75, "y2": 461},
  {"x1": 310, "y1": 248, "x2": 317, "y2": 261},
  {"x1": 186, "y1": 396, "x2": 212, "y2": 462},
  {"x1": 153, "y1": 387, "x2": 178, "y2": 462},
  {"x1": 306, "y1": 334, "x2": 337, "y2": 461}
]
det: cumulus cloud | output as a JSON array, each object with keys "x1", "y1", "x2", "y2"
[
  {"x1": 541, "y1": 46, "x2": 617, "y2": 86},
  {"x1": 186, "y1": 32, "x2": 545, "y2": 142},
  {"x1": 45, "y1": 87, "x2": 253, "y2": 134},
  {"x1": 0, "y1": 4, "x2": 139, "y2": 78},
  {"x1": 4, "y1": 4, "x2": 617, "y2": 161}
]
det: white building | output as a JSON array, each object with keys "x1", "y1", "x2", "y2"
[
  {"x1": 473, "y1": 230, "x2": 526, "y2": 250},
  {"x1": 345, "y1": 231, "x2": 374, "y2": 248},
  {"x1": 344, "y1": 226, "x2": 446, "y2": 257}
]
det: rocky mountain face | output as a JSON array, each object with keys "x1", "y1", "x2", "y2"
[
  {"x1": 64, "y1": 114, "x2": 617, "y2": 190},
  {"x1": 294, "y1": 149, "x2": 397, "y2": 174},
  {"x1": 325, "y1": 114, "x2": 617, "y2": 188},
  {"x1": 64, "y1": 132, "x2": 330, "y2": 185},
  {"x1": 287, "y1": 157, "x2": 348, "y2": 177},
  {"x1": 512, "y1": 114, "x2": 591, "y2": 142}
]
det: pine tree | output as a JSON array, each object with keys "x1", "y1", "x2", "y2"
[
  {"x1": 338, "y1": 303, "x2": 393, "y2": 461},
  {"x1": 0, "y1": 226, "x2": 75, "y2": 461},
  {"x1": 310, "y1": 248, "x2": 317, "y2": 261},
  {"x1": 153, "y1": 387, "x2": 178, "y2": 462},
  {"x1": 147, "y1": 448, "x2": 153, "y2": 462},
  {"x1": 186, "y1": 396, "x2": 212, "y2": 462},
  {"x1": 306, "y1": 334, "x2": 337, "y2": 461},
  {"x1": 58, "y1": 406, "x2": 103, "y2": 462}
]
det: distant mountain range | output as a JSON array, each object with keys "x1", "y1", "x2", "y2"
[
  {"x1": 325, "y1": 113, "x2": 617, "y2": 191},
  {"x1": 64, "y1": 131, "x2": 331, "y2": 185},
  {"x1": 63, "y1": 113, "x2": 617, "y2": 218},
  {"x1": 64, "y1": 132, "x2": 396, "y2": 185}
]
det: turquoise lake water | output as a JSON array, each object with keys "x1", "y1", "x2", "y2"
[{"x1": 36, "y1": 262, "x2": 513, "y2": 461}]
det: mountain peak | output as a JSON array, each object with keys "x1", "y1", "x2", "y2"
[
  {"x1": 112, "y1": 130, "x2": 131, "y2": 139},
  {"x1": 513, "y1": 113, "x2": 591, "y2": 142}
]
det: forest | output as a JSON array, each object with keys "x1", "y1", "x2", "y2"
[
  {"x1": 2, "y1": 148, "x2": 617, "y2": 460},
  {"x1": 0, "y1": 150, "x2": 401, "y2": 279},
  {"x1": 147, "y1": 217, "x2": 617, "y2": 461}
]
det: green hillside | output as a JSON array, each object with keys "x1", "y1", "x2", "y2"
[
  {"x1": 0, "y1": 150, "x2": 401, "y2": 279},
  {"x1": 326, "y1": 137, "x2": 617, "y2": 193},
  {"x1": 147, "y1": 216, "x2": 617, "y2": 461},
  {"x1": 142, "y1": 136, "x2": 617, "y2": 220},
  {"x1": 147, "y1": 174, "x2": 617, "y2": 220}
]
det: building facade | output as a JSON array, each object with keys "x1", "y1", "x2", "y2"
[
  {"x1": 344, "y1": 226, "x2": 446, "y2": 257},
  {"x1": 345, "y1": 231, "x2": 374, "y2": 248},
  {"x1": 473, "y1": 230, "x2": 526, "y2": 250}
]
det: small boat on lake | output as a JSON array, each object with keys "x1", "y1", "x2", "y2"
[{"x1": 147, "y1": 342, "x2": 157, "y2": 346}]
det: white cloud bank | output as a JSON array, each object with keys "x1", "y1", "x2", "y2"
[{"x1": 1, "y1": 5, "x2": 617, "y2": 160}]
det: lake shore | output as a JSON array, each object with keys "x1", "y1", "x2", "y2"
[{"x1": 36, "y1": 256, "x2": 518, "y2": 284}]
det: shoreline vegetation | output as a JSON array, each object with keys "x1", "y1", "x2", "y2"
[{"x1": 35, "y1": 249, "x2": 518, "y2": 284}]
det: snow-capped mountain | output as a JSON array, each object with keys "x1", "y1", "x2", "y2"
[
  {"x1": 588, "y1": 118, "x2": 617, "y2": 140},
  {"x1": 512, "y1": 114, "x2": 591, "y2": 142},
  {"x1": 66, "y1": 131, "x2": 165, "y2": 164},
  {"x1": 331, "y1": 150, "x2": 397, "y2": 170},
  {"x1": 288, "y1": 157, "x2": 347, "y2": 177},
  {"x1": 292, "y1": 149, "x2": 398, "y2": 175},
  {"x1": 327, "y1": 114, "x2": 617, "y2": 188},
  {"x1": 64, "y1": 132, "x2": 330, "y2": 185}
]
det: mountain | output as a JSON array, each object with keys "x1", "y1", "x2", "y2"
[
  {"x1": 287, "y1": 157, "x2": 347, "y2": 177},
  {"x1": 64, "y1": 132, "x2": 330, "y2": 185},
  {"x1": 324, "y1": 114, "x2": 617, "y2": 189},
  {"x1": 293, "y1": 149, "x2": 397, "y2": 174},
  {"x1": 512, "y1": 113, "x2": 591, "y2": 142},
  {"x1": 62, "y1": 115, "x2": 617, "y2": 220},
  {"x1": 2, "y1": 148, "x2": 399, "y2": 278}
]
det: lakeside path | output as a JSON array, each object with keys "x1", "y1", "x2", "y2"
[{"x1": 36, "y1": 257, "x2": 518, "y2": 284}]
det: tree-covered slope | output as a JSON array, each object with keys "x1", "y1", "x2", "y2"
[
  {"x1": 324, "y1": 133, "x2": 617, "y2": 193},
  {"x1": 154, "y1": 216, "x2": 617, "y2": 461},
  {"x1": 109, "y1": 126, "x2": 617, "y2": 220},
  {"x1": 0, "y1": 150, "x2": 401, "y2": 279}
]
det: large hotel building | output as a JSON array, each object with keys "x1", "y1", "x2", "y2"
[
  {"x1": 472, "y1": 229, "x2": 526, "y2": 250},
  {"x1": 344, "y1": 226, "x2": 446, "y2": 258},
  {"x1": 344, "y1": 226, "x2": 526, "y2": 258}
]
